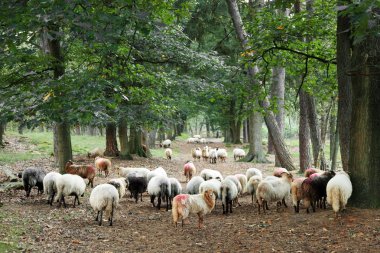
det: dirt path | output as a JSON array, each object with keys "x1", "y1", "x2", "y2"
[{"x1": 0, "y1": 138, "x2": 379, "y2": 252}]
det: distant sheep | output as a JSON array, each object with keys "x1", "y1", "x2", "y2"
[
  {"x1": 183, "y1": 161, "x2": 196, "y2": 182},
  {"x1": 65, "y1": 160, "x2": 96, "y2": 187},
  {"x1": 216, "y1": 148, "x2": 228, "y2": 162},
  {"x1": 147, "y1": 175, "x2": 171, "y2": 211},
  {"x1": 115, "y1": 166, "x2": 150, "y2": 180},
  {"x1": 165, "y1": 148, "x2": 173, "y2": 160},
  {"x1": 21, "y1": 167, "x2": 46, "y2": 197},
  {"x1": 233, "y1": 148, "x2": 246, "y2": 161},
  {"x1": 191, "y1": 147, "x2": 202, "y2": 161},
  {"x1": 160, "y1": 139, "x2": 172, "y2": 148},
  {"x1": 127, "y1": 173, "x2": 148, "y2": 203},
  {"x1": 209, "y1": 148, "x2": 218, "y2": 164},
  {"x1": 43, "y1": 172, "x2": 62, "y2": 205},
  {"x1": 172, "y1": 189, "x2": 216, "y2": 228},
  {"x1": 55, "y1": 174, "x2": 86, "y2": 208},
  {"x1": 326, "y1": 171, "x2": 352, "y2": 216},
  {"x1": 187, "y1": 137, "x2": 197, "y2": 144},
  {"x1": 89, "y1": 184, "x2": 119, "y2": 226},
  {"x1": 202, "y1": 146, "x2": 209, "y2": 161},
  {"x1": 94, "y1": 156, "x2": 112, "y2": 177},
  {"x1": 87, "y1": 147, "x2": 104, "y2": 158},
  {"x1": 246, "y1": 168, "x2": 263, "y2": 181},
  {"x1": 199, "y1": 169, "x2": 223, "y2": 181},
  {"x1": 256, "y1": 172, "x2": 293, "y2": 214},
  {"x1": 186, "y1": 176, "x2": 205, "y2": 194}
]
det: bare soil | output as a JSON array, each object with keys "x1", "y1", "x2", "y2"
[{"x1": 0, "y1": 137, "x2": 379, "y2": 253}]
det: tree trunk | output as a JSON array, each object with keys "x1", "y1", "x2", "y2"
[
  {"x1": 336, "y1": 1, "x2": 352, "y2": 172},
  {"x1": 349, "y1": 30, "x2": 380, "y2": 207},
  {"x1": 118, "y1": 119, "x2": 132, "y2": 160},
  {"x1": 148, "y1": 129, "x2": 157, "y2": 149},
  {"x1": 75, "y1": 125, "x2": 81, "y2": 135},
  {"x1": 0, "y1": 122, "x2": 5, "y2": 147},
  {"x1": 226, "y1": 0, "x2": 295, "y2": 169},
  {"x1": 55, "y1": 122, "x2": 72, "y2": 173},
  {"x1": 242, "y1": 112, "x2": 266, "y2": 162},
  {"x1": 53, "y1": 125, "x2": 59, "y2": 166},
  {"x1": 104, "y1": 122, "x2": 119, "y2": 157},
  {"x1": 331, "y1": 127, "x2": 339, "y2": 171},
  {"x1": 243, "y1": 119, "x2": 248, "y2": 143},
  {"x1": 329, "y1": 104, "x2": 337, "y2": 161},
  {"x1": 299, "y1": 90, "x2": 311, "y2": 172},
  {"x1": 206, "y1": 118, "x2": 210, "y2": 138},
  {"x1": 230, "y1": 120, "x2": 242, "y2": 144},
  {"x1": 129, "y1": 126, "x2": 137, "y2": 154},
  {"x1": 141, "y1": 129, "x2": 152, "y2": 158}
]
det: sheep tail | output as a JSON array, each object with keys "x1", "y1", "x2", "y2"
[
  {"x1": 172, "y1": 198, "x2": 179, "y2": 225},
  {"x1": 331, "y1": 187, "x2": 341, "y2": 213}
]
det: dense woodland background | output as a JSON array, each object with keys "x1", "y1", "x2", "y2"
[{"x1": 0, "y1": 0, "x2": 379, "y2": 208}]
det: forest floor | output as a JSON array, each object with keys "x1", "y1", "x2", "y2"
[{"x1": 0, "y1": 135, "x2": 379, "y2": 253}]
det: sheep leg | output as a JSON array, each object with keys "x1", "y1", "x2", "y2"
[
  {"x1": 229, "y1": 200, "x2": 233, "y2": 213},
  {"x1": 157, "y1": 195, "x2": 161, "y2": 210},
  {"x1": 296, "y1": 200, "x2": 300, "y2": 213},
  {"x1": 109, "y1": 200, "x2": 114, "y2": 226},
  {"x1": 282, "y1": 198, "x2": 287, "y2": 208},
  {"x1": 61, "y1": 196, "x2": 66, "y2": 208},
  {"x1": 222, "y1": 203, "x2": 226, "y2": 214},
  {"x1": 166, "y1": 195, "x2": 169, "y2": 211},
  {"x1": 98, "y1": 211, "x2": 103, "y2": 226},
  {"x1": 265, "y1": 201, "x2": 269, "y2": 210},
  {"x1": 134, "y1": 192, "x2": 138, "y2": 203},
  {"x1": 263, "y1": 200, "x2": 267, "y2": 214},
  {"x1": 140, "y1": 193, "x2": 143, "y2": 202},
  {"x1": 95, "y1": 211, "x2": 100, "y2": 221},
  {"x1": 150, "y1": 195, "x2": 156, "y2": 207},
  {"x1": 197, "y1": 213, "x2": 204, "y2": 229},
  {"x1": 311, "y1": 200, "x2": 316, "y2": 212}
]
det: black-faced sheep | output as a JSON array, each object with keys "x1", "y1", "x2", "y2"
[
  {"x1": 21, "y1": 167, "x2": 46, "y2": 197},
  {"x1": 89, "y1": 183, "x2": 119, "y2": 226}
]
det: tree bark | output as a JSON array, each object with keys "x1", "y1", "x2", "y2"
[
  {"x1": 55, "y1": 122, "x2": 72, "y2": 173},
  {"x1": 299, "y1": 90, "x2": 311, "y2": 172},
  {"x1": 336, "y1": 1, "x2": 352, "y2": 172},
  {"x1": 148, "y1": 129, "x2": 157, "y2": 149},
  {"x1": 0, "y1": 122, "x2": 5, "y2": 147},
  {"x1": 118, "y1": 119, "x2": 132, "y2": 160},
  {"x1": 331, "y1": 126, "x2": 339, "y2": 171},
  {"x1": 129, "y1": 125, "x2": 137, "y2": 154},
  {"x1": 226, "y1": 0, "x2": 295, "y2": 169},
  {"x1": 104, "y1": 122, "x2": 119, "y2": 157},
  {"x1": 141, "y1": 129, "x2": 152, "y2": 158}
]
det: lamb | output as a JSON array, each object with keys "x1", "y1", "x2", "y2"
[
  {"x1": 209, "y1": 148, "x2": 218, "y2": 164},
  {"x1": 199, "y1": 179, "x2": 222, "y2": 200},
  {"x1": 65, "y1": 160, "x2": 96, "y2": 187},
  {"x1": 256, "y1": 172, "x2": 293, "y2": 214},
  {"x1": 233, "y1": 148, "x2": 246, "y2": 161},
  {"x1": 94, "y1": 156, "x2": 112, "y2": 177},
  {"x1": 183, "y1": 161, "x2": 196, "y2": 182},
  {"x1": 160, "y1": 139, "x2": 172, "y2": 148},
  {"x1": 115, "y1": 166, "x2": 150, "y2": 180},
  {"x1": 216, "y1": 148, "x2": 228, "y2": 162},
  {"x1": 291, "y1": 177, "x2": 307, "y2": 213},
  {"x1": 235, "y1": 174, "x2": 248, "y2": 194},
  {"x1": 301, "y1": 170, "x2": 336, "y2": 213},
  {"x1": 89, "y1": 183, "x2": 119, "y2": 226},
  {"x1": 43, "y1": 172, "x2": 62, "y2": 205},
  {"x1": 246, "y1": 168, "x2": 263, "y2": 181},
  {"x1": 169, "y1": 177, "x2": 182, "y2": 205},
  {"x1": 54, "y1": 174, "x2": 86, "y2": 208},
  {"x1": 326, "y1": 171, "x2": 352, "y2": 216},
  {"x1": 202, "y1": 146, "x2": 209, "y2": 161},
  {"x1": 246, "y1": 175, "x2": 262, "y2": 204},
  {"x1": 220, "y1": 177, "x2": 239, "y2": 214},
  {"x1": 127, "y1": 173, "x2": 148, "y2": 203},
  {"x1": 199, "y1": 169, "x2": 223, "y2": 181},
  {"x1": 172, "y1": 189, "x2": 216, "y2": 228},
  {"x1": 87, "y1": 147, "x2": 104, "y2": 158},
  {"x1": 273, "y1": 167, "x2": 289, "y2": 177},
  {"x1": 165, "y1": 148, "x2": 173, "y2": 160},
  {"x1": 147, "y1": 167, "x2": 167, "y2": 182},
  {"x1": 108, "y1": 177, "x2": 128, "y2": 199},
  {"x1": 21, "y1": 167, "x2": 46, "y2": 197},
  {"x1": 147, "y1": 175, "x2": 171, "y2": 211},
  {"x1": 186, "y1": 176, "x2": 205, "y2": 194}
]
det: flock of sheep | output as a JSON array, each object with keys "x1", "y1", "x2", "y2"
[{"x1": 17, "y1": 139, "x2": 353, "y2": 228}]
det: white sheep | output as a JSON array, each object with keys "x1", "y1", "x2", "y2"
[
  {"x1": 165, "y1": 148, "x2": 173, "y2": 160},
  {"x1": 108, "y1": 177, "x2": 128, "y2": 199},
  {"x1": 172, "y1": 189, "x2": 216, "y2": 228},
  {"x1": 187, "y1": 137, "x2": 197, "y2": 144},
  {"x1": 199, "y1": 168, "x2": 223, "y2": 181},
  {"x1": 225, "y1": 175, "x2": 242, "y2": 194},
  {"x1": 202, "y1": 146, "x2": 209, "y2": 161},
  {"x1": 256, "y1": 173, "x2": 293, "y2": 214},
  {"x1": 216, "y1": 148, "x2": 228, "y2": 162},
  {"x1": 199, "y1": 179, "x2": 222, "y2": 200},
  {"x1": 161, "y1": 139, "x2": 172, "y2": 148},
  {"x1": 43, "y1": 171, "x2": 62, "y2": 205},
  {"x1": 89, "y1": 183, "x2": 119, "y2": 226},
  {"x1": 147, "y1": 167, "x2": 167, "y2": 182},
  {"x1": 193, "y1": 135, "x2": 201, "y2": 139},
  {"x1": 194, "y1": 148, "x2": 202, "y2": 161},
  {"x1": 186, "y1": 176, "x2": 205, "y2": 194},
  {"x1": 147, "y1": 175, "x2": 171, "y2": 211},
  {"x1": 115, "y1": 167, "x2": 150, "y2": 180},
  {"x1": 247, "y1": 175, "x2": 262, "y2": 204},
  {"x1": 169, "y1": 177, "x2": 182, "y2": 204},
  {"x1": 87, "y1": 147, "x2": 104, "y2": 158},
  {"x1": 326, "y1": 171, "x2": 352, "y2": 216},
  {"x1": 234, "y1": 174, "x2": 247, "y2": 194},
  {"x1": 209, "y1": 148, "x2": 218, "y2": 164},
  {"x1": 233, "y1": 148, "x2": 246, "y2": 161},
  {"x1": 200, "y1": 138, "x2": 207, "y2": 144},
  {"x1": 54, "y1": 174, "x2": 86, "y2": 208},
  {"x1": 246, "y1": 168, "x2": 263, "y2": 181},
  {"x1": 221, "y1": 178, "x2": 239, "y2": 214}
]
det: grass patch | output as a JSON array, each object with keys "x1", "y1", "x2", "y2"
[
  {"x1": 0, "y1": 210, "x2": 26, "y2": 252},
  {"x1": 0, "y1": 152, "x2": 44, "y2": 165}
]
